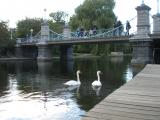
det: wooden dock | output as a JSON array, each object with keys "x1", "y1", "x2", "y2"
[{"x1": 81, "y1": 64, "x2": 160, "y2": 120}]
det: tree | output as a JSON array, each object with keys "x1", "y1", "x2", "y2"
[
  {"x1": 16, "y1": 18, "x2": 43, "y2": 38},
  {"x1": 0, "y1": 21, "x2": 16, "y2": 57},
  {"x1": 48, "y1": 20, "x2": 64, "y2": 33},
  {"x1": 49, "y1": 11, "x2": 68, "y2": 34},
  {"x1": 69, "y1": 0, "x2": 116, "y2": 56},
  {"x1": 49, "y1": 11, "x2": 68, "y2": 23},
  {"x1": 0, "y1": 21, "x2": 10, "y2": 48},
  {"x1": 69, "y1": 0, "x2": 116, "y2": 31}
]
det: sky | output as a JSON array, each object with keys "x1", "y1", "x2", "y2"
[{"x1": 0, "y1": 0, "x2": 157, "y2": 28}]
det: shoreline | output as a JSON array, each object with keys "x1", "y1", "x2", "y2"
[{"x1": 0, "y1": 53, "x2": 131, "y2": 61}]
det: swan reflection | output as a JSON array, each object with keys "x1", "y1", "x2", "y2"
[{"x1": 92, "y1": 86, "x2": 101, "y2": 96}]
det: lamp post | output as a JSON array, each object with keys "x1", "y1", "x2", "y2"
[
  {"x1": 43, "y1": 8, "x2": 47, "y2": 23},
  {"x1": 10, "y1": 28, "x2": 13, "y2": 40},
  {"x1": 30, "y1": 29, "x2": 33, "y2": 42},
  {"x1": 157, "y1": 0, "x2": 160, "y2": 14},
  {"x1": 44, "y1": 9, "x2": 46, "y2": 19}
]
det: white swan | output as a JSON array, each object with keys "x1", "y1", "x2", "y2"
[
  {"x1": 92, "y1": 71, "x2": 102, "y2": 87},
  {"x1": 64, "y1": 70, "x2": 81, "y2": 86}
]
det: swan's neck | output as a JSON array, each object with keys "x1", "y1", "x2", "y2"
[
  {"x1": 77, "y1": 72, "x2": 80, "y2": 83},
  {"x1": 97, "y1": 73, "x2": 100, "y2": 81}
]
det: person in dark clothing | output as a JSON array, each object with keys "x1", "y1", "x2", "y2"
[
  {"x1": 126, "y1": 21, "x2": 131, "y2": 35},
  {"x1": 113, "y1": 22, "x2": 117, "y2": 36},
  {"x1": 116, "y1": 21, "x2": 123, "y2": 36},
  {"x1": 93, "y1": 25, "x2": 98, "y2": 35}
]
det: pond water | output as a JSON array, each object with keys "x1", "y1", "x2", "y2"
[{"x1": 0, "y1": 56, "x2": 143, "y2": 120}]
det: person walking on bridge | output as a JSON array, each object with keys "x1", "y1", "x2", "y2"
[{"x1": 126, "y1": 20, "x2": 131, "y2": 36}]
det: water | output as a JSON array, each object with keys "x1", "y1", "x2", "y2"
[{"x1": 0, "y1": 56, "x2": 143, "y2": 120}]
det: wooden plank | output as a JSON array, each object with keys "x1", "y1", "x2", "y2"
[
  {"x1": 113, "y1": 89, "x2": 160, "y2": 97},
  {"x1": 113, "y1": 90, "x2": 160, "y2": 97},
  {"x1": 98, "y1": 102, "x2": 160, "y2": 112},
  {"x1": 137, "y1": 73, "x2": 160, "y2": 78},
  {"x1": 119, "y1": 86, "x2": 160, "y2": 93},
  {"x1": 105, "y1": 97, "x2": 160, "y2": 106},
  {"x1": 81, "y1": 64, "x2": 160, "y2": 120},
  {"x1": 106, "y1": 94, "x2": 160, "y2": 103},
  {"x1": 90, "y1": 108, "x2": 160, "y2": 119},
  {"x1": 81, "y1": 116, "x2": 106, "y2": 120},
  {"x1": 85, "y1": 111, "x2": 157, "y2": 120},
  {"x1": 102, "y1": 99, "x2": 160, "y2": 108},
  {"x1": 92, "y1": 104, "x2": 160, "y2": 116}
]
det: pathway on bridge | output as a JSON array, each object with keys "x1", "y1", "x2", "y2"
[{"x1": 81, "y1": 64, "x2": 160, "y2": 120}]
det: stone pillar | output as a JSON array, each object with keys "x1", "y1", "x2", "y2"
[
  {"x1": 40, "y1": 21, "x2": 49, "y2": 43},
  {"x1": 63, "y1": 24, "x2": 71, "y2": 39},
  {"x1": 37, "y1": 44, "x2": 52, "y2": 61},
  {"x1": 60, "y1": 45, "x2": 73, "y2": 61},
  {"x1": 152, "y1": 14, "x2": 160, "y2": 64},
  {"x1": 15, "y1": 45, "x2": 23, "y2": 58},
  {"x1": 130, "y1": 4, "x2": 153, "y2": 64},
  {"x1": 36, "y1": 21, "x2": 52, "y2": 61},
  {"x1": 152, "y1": 14, "x2": 160, "y2": 34},
  {"x1": 136, "y1": 4, "x2": 151, "y2": 36}
]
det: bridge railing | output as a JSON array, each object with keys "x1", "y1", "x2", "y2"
[
  {"x1": 16, "y1": 15, "x2": 137, "y2": 44},
  {"x1": 56, "y1": 25, "x2": 128, "y2": 40},
  {"x1": 49, "y1": 30, "x2": 63, "y2": 40},
  {"x1": 16, "y1": 26, "x2": 132, "y2": 45}
]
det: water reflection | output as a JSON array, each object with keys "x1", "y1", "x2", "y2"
[
  {"x1": 0, "y1": 56, "x2": 143, "y2": 120},
  {"x1": 92, "y1": 86, "x2": 101, "y2": 96},
  {"x1": 60, "y1": 59, "x2": 74, "y2": 74}
]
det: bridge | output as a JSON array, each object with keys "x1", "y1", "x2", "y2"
[
  {"x1": 16, "y1": 3, "x2": 160, "y2": 64},
  {"x1": 17, "y1": 22, "x2": 135, "y2": 45}
]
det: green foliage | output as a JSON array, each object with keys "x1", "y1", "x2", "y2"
[
  {"x1": 0, "y1": 21, "x2": 16, "y2": 57},
  {"x1": 74, "y1": 44, "x2": 93, "y2": 53},
  {"x1": 0, "y1": 21, "x2": 10, "y2": 48},
  {"x1": 49, "y1": 11, "x2": 68, "y2": 33},
  {"x1": 49, "y1": 11, "x2": 68, "y2": 23},
  {"x1": 70, "y1": 0, "x2": 121, "y2": 55},
  {"x1": 69, "y1": 0, "x2": 116, "y2": 31},
  {"x1": 16, "y1": 18, "x2": 43, "y2": 38},
  {"x1": 48, "y1": 20, "x2": 64, "y2": 33}
]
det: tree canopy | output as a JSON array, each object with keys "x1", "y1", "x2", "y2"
[
  {"x1": 16, "y1": 12, "x2": 68, "y2": 38},
  {"x1": 16, "y1": 18, "x2": 43, "y2": 38},
  {"x1": 69, "y1": 0, "x2": 120, "y2": 56},
  {"x1": 0, "y1": 21, "x2": 10, "y2": 47},
  {"x1": 49, "y1": 11, "x2": 68, "y2": 23},
  {"x1": 69, "y1": 0, "x2": 116, "y2": 31}
]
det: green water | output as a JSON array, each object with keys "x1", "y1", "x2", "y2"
[{"x1": 0, "y1": 56, "x2": 143, "y2": 120}]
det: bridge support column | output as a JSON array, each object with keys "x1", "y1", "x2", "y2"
[
  {"x1": 130, "y1": 3, "x2": 153, "y2": 64},
  {"x1": 37, "y1": 44, "x2": 52, "y2": 61},
  {"x1": 60, "y1": 45, "x2": 73, "y2": 61},
  {"x1": 153, "y1": 14, "x2": 160, "y2": 34},
  {"x1": 152, "y1": 14, "x2": 160, "y2": 64},
  {"x1": 15, "y1": 45, "x2": 23, "y2": 58}
]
